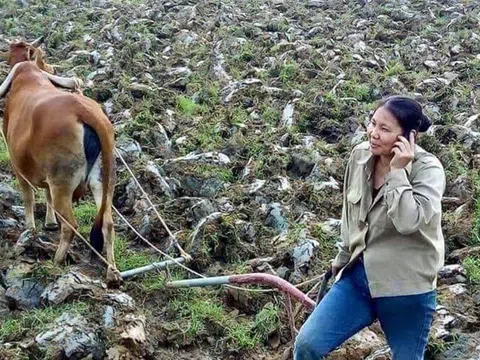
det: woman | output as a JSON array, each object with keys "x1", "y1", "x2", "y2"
[{"x1": 294, "y1": 96, "x2": 446, "y2": 359}]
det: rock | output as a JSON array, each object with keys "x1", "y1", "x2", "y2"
[
  {"x1": 163, "y1": 152, "x2": 231, "y2": 166},
  {"x1": 151, "y1": 123, "x2": 172, "y2": 154},
  {"x1": 181, "y1": 177, "x2": 225, "y2": 198},
  {"x1": 190, "y1": 199, "x2": 218, "y2": 223},
  {"x1": 292, "y1": 236, "x2": 319, "y2": 273},
  {"x1": 449, "y1": 246, "x2": 480, "y2": 262},
  {"x1": 264, "y1": 203, "x2": 288, "y2": 235},
  {"x1": 166, "y1": 67, "x2": 191, "y2": 77},
  {"x1": 0, "y1": 285, "x2": 10, "y2": 315},
  {"x1": 104, "y1": 306, "x2": 115, "y2": 329},
  {"x1": 450, "y1": 45, "x2": 462, "y2": 55},
  {"x1": 318, "y1": 218, "x2": 342, "y2": 236},
  {"x1": 438, "y1": 264, "x2": 467, "y2": 285},
  {"x1": 242, "y1": 179, "x2": 266, "y2": 194},
  {"x1": 311, "y1": 176, "x2": 340, "y2": 191},
  {"x1": 41, "y1": 271, "x2": 106, "y2": 306},
  {"x1": 220, "y1": 78, "x2": 262, "y2": 103},
  {"x1": 144, "y1": 161, "x2": 176, "y2": 198},
  {"x1": 287, "y1": 153, "x2": 317, "y2": 179},
  {"x1": 90, "y1": 50, "x2": 101, "y2": 65},
  {"x1": 116, "y1": 137, "x2": 142, "y2": 163},
  {"x1": 0, "y1": 218, "x2": 19, "y2": 228},
  {"x1": 447, "y1": 175, "x2": 471, "y2": 201},
  {"x1": 280, "y1": 101, "x2": 296, "y2": 128},
  {"x1": 435, "y1": 333, "x2": 480, "y2": 360},
  {"x1": 129, "y1": 83, "x2": 154, "y2": 98},
  {"x1": 432, "y1": 306, "x2": 459, "y2": 340},
  {"x1": 276, "y1": 266, "x2": 290, "y2": 280},
  {"x1": 119, "y1": 314, "x2": 146, "y2": 346},
  {"x1": 307, "y1": 0, "x2": 325, "y2": 8},
  {"x1": 447, "y1": 283, "x2": 468, "y2": 296},
  {"x1": 473, "y1": 291, "x2": 480, "y2": 307},
  {"x1": 424, "y1": 60, "x2": 439, "y2": 69},
  {"x1": 5, "y1": 278, "x2": 45, "y2": 310},
  {"x1": 0, "y1": 183, "x2": 21, "y2": 206},
  {"x1": 104, "y1": 292, "x2": 136, "y2": 309},
  {"x1": 189, "y1": 212, "x2": 223, "y2": 256},
  {"x1": 14, "y1": 229, "x2": 57, "y2": 258},
  {"x1": 234, "y1": 220, "x2": 256, "y2": 243},
  {"x1": 330, "y1": 328, "x2": 387, "y2": 359},
  {"x1": 36, "y1": 313, "x2": 104, "y2": 360}
]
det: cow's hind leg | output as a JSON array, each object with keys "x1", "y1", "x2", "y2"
[
  {"x1": 44, "y1": 187, "x2": 59, "y2": 231},
  {"x1": 50, "y1": 184, "x2": 77, "y2": 264},
  {"x1": 17, "y1": 175, "x2": 36, "y2": 229}
]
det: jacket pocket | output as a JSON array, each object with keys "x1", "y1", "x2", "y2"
[{"x1": 347, "y1": 188, "x2": 362, "y2": 225}]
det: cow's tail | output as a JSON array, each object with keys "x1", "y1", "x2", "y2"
[{"x1": 80, "y1": 103, "x2": 116, "y2": 257}]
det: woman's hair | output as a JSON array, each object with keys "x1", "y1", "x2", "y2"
[{"x1": 376, "y1": 95, "x2": 431, "y2": 134}]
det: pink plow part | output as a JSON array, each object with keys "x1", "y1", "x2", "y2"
[{"x1": 229, "y1": 273, "x2": 315, "y2": 310}]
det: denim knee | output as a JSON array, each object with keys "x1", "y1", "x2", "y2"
[{"x1": 293, "y1": 329, "x2": 328, "y2": 360}]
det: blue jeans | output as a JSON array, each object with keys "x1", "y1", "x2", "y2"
[{"x1": 294, "y1": 259, "x2": 436, "y2": 360}]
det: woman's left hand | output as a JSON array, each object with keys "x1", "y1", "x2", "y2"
[{"x1": 390, "y1": 131, "x2": 415, "y2": 170}]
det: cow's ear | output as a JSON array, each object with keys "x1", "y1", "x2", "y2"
[
  {"x1": 27, "y1": 46, "x2": 35, "y2": 60},
  {"x1": 0, "y1": 51, "x2": 7, "y2": 61},
  {"x1": 29, "y1": 36, "x2": 44, "y2": 48}
]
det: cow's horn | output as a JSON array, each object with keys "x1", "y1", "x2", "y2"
[{"x1": 29, "y1": 36, "x2": 44, "y2": 48}]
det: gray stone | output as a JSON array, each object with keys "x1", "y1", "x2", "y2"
[
  {"x1": 41, "y1": 271, "x2": 106, "y2": 306},
  {"x1": 0, "y1": 285, "x2": 10, "y2": 315},
  {"x1": 104, "y1": 306, "x2": 115, "y2": 329},
  {"x1": 276, "y1": 266, "x2": 290, "y2": 280},
  {"x1": 115, "y1": 137, "x2": 142, "y2": 163},
  {"x1": 292, "y1": 237, "x2": 319, "y2": 272},
  {"x1": 36, "y1": 313, "x2": 104, "y2": 360},
  {"x1": 191, "y1": 199, "x2": 218, "y2": 223},
  {"x1": 0, "y1": 218, "x2": 19, "y2": 228},
  {"x1": 103, "y1": 292, "x2": 135, "y2": 309},
  {"x1": 0, "y1": 183, "x2": 21, "y2": 206},
  {"x1": 287, "y1": 153, "x2": 316, "y2": 179},
  {"x1": 5, "y1": 278, "x2": 45, "y2": 310},
  {"x1": 264, "y1": 203, "x2": 288, "y2": 234}
]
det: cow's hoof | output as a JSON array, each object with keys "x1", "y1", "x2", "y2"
[
  {"x1": 44, "y1": 223, "x2": 59, "y2": 231},
  {"x1": 106, "y1": 266, "x2": 123, "y2": 288}
]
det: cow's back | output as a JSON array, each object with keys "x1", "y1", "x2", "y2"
[{"x1": 6, "y1": 86, "x2": 88, "y2": 186}]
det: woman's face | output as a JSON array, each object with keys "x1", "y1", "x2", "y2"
[{"x1": 366, "y1": 106, "x2": 404, "y2": 157}]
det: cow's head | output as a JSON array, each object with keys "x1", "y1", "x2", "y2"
[{"x1": 0, "y1": 37, "x2": 54, "y2": 74}]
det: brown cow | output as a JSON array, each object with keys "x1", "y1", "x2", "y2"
[{"x1": 0, "y1": 39, "x2": 119, "y2": 281}]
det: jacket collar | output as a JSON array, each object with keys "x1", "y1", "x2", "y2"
[{"x1": 356, "y1": 145, "x2": 415, "y2": 176}]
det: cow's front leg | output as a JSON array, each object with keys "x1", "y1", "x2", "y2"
[{"x1": 17, "y1": 176, "x2": 36, "y2": 229}]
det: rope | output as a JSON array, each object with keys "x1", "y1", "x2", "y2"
[{"x1": 114, "y1": 147, "x2": 189, "y2": 258}]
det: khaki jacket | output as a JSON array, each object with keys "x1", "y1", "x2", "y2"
[{"x1": 333, "y1": 141, "x2": 446, "y2": 298}]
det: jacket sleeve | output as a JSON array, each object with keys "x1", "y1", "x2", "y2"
[
  {"x1": 332, "y1": 155, "x2": 353, "y2": 268},
  {"x1": 384, "y1": 156, "x2": 446, "y2": 235}
]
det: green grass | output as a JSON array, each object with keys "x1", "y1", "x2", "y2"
[
  {"x1": 463, "y1": 256, "x2": 480, "y2": 284},
  {"x1": 193, "y1": 164, "x2": 234, "y2": 182},
  {"x1": 0, "y1": 139, "x2": 10, "y2": 168},
  {"x1": 170, "y1": 292, "x2": 280, "y2": 349},
  {"x1": 471, "y1": 171, "x2": 480, "y2": 246},
  {"x1": 114, "y1": 236, "x2": 159, "y2": 272},
  {"x1": 73, "y1": 201, "x2": 98, "y2": 236},
  {"x1": 279, "y1": 61, "x2": 298, "y2": 84},
  {"x1": 0, "y1": 301, "x2": 90, "y2": 342},
  {"x1": 177, "y1": 96, "x2": 207, "y2": 116}
]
